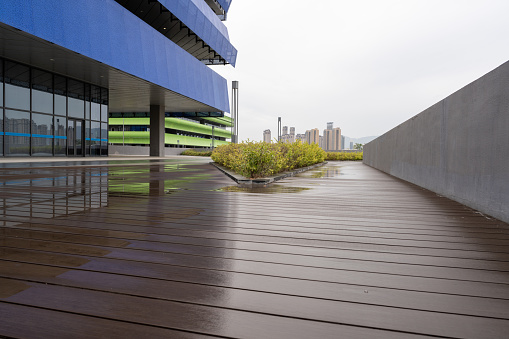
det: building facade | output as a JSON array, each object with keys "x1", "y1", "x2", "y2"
[
  {"x1": 305, "y1": 128, "x2": 320, "y2": 144},
  {"x1": 280, "y1": 126, "x2": 295, "y2": 143},
  {"x1": 0, "y1": 0, "x2": 236, "y2": 157},
  {"x1": 331, "y1": 127, "x2": 342, "y2": 151},
  {"x1": 263, "y1": 129, "x2": 271, "y2": 143}
]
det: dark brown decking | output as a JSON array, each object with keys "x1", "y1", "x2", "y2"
[{"x1": 1, "y1": 158, "x2": 508, "y2": 338}]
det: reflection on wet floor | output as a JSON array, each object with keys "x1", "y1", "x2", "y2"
[
  {"x1": 301, "y1": 165, "x2": 342, "y2": 178},
  {"x1": 218, "y1": 184, "x2": 311, "y2": 194}
]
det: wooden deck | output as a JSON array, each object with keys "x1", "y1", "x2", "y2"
[{"x1": 1, "y1": 158, "x2": 508, "y2": 338}]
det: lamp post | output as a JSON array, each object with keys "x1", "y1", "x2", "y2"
[
  {"x1": 232, "y1": 81, "x2": 239, "y2": 143},
  {"x1": 278, "y1": 117, "x2": 282, "y2": 142},
  {"x1": 212, "y1": 126, "x2": 215, "y2": 149}
]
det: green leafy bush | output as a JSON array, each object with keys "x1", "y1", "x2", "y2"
[
  {"x1": 325, "y1": 152, "x2": 363, "y2": 161},
  {"x1": 181, "y1": 150, "x2": 213, "y2": 156},
  {"x1": 212, "y1": 140, "x2": 326, "y2": 178}
]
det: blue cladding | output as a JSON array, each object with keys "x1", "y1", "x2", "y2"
[
  {"x1": 217, "y1": 0, "x2": 232, "y2": 13},
  {"x1": 159, "y1": 0, "x2": 237, "y2": 66},
  {"x1": 0, "y1": 0, "x2": 230, "y2": 112}
]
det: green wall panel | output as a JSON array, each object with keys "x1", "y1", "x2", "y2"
[
  {"x1": 109, "y1": 131, "x2": 229, "y2": 147},
  {"x1": 109, "y1": 117, "x2": 231, "y2": 138},
  {"x1": 203, "y1": 116, "x2": 233, "y2": 127}
]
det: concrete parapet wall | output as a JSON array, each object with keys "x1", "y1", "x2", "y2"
[{"x1": 364, "y1": 61, "x2": 509, "y2": 223}]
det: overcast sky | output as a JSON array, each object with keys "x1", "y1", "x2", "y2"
[{"x1": 214, "y1": 0, "x2": 509, "y2": 142}]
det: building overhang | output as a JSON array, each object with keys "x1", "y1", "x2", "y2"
[
  {"x1": 0, "y1": 0, "x2": 230, "y2": 113},
  {"x1": 0, "y1": 23, "x2": 219, "y2": 113}
]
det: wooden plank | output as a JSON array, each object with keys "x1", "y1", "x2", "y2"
[{"x1": 1, "y1": 278, "x2": 506, "y2": 338}]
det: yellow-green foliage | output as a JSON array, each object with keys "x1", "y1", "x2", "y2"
[
  {"x1": 181, "y1": 150, "x2": 213, "y2": 156},
  {"x1": 212, "y1": 140, "x2": 326, "y2": 178},
  {"x1": 326, "y1": 152, "x2": 363, "y2": 161}
]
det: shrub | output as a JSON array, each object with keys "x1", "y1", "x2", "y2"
[
  {"x1": 212, "y1": 140, "x2": 326, "y2": 178},
  {"x1": 325, "y1": 152, "x2": 363, "y2": 161},
  {"x1": 181, "y1": 150, "x2": 213, "y2": 156}
]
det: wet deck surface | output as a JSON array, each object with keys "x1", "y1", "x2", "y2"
[{"x1": 1, "y1": 158, "x2": 508, "y2": 338}]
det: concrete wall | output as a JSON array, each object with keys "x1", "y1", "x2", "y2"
[
  {"x1": 364, "y1": 60, "x2": 509, "y2": 223},
  {"x1": 109, "y1": 145, "x2": 213, "y2": 156}
]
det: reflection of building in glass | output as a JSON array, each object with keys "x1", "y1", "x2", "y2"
[{"x1": 0, "y1": 0, "x2": 236, "y2": 156}]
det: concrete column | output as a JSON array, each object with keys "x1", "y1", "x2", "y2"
[{"x1": 149, "y1": 105, "x2": 165, "y2": 157}]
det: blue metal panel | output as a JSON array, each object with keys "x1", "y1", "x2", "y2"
[
  {"x1": 217, "y1": 0, "x2": 232, "y2": 13},
  {"x1": 0, "y1": 0, "x2": 230, "y2": 112},
  {"x1": 159, "y1": 0, "x2": 237, "y2": 66}
]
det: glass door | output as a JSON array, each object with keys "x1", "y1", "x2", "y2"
[{"x1": 67, "y1": 119, "x2": 84, "y2": 156}]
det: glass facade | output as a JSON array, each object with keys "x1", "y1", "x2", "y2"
[{"x1": 0, "y1": 57, "x2": 108, "y2": 157}]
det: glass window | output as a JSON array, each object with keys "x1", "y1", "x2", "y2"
[
  {"x1": 101, "y1": 120, "x2": 108, "y2": 156},
  {"x1": 91, "y1": 85, "x2": 100, "y2": 121},
  {"x1": 85, "y1": 120, "x2": 90, "y2": 156},
  {"x1": 85, "y1": 84, "x2": 91, "y2": 120},
  {"x1": 32, "y1": 69, "x2": 53, "y2": 114},
  {"x1": 32, "y1": 113, "x2": 53, "y2": 156},
  {"x1": 5, "y1": 109, "x2": 30, "y2": 134},
  {"x1": 32, "y1": 113, "x2": 53, "y2": 137},
  {"x1": 32, "y1": 135, "x2": 52, "y2": 156},
  {"x1": 0, "y1": 58, "x2": 3, "y2": 107},
  {"x1": 68, "y1": 79, "x2": 84, "y2": 118},
  {"x1": 4, "y1": 61, "x2": 30, "y2": 111},
  {"x1": 101, "y1": 122, "x2": 108, "y2": 142},
  {"x1": 54, "y1": 116, "x2": 66, "y2": 155},
  {"x1": 5, "y1": 109, "x2": 30, "y2": 156},
  {"x1": 0, "y1": 107, "x2": 3, "y2": 156},
  {"x1": 54, "y1": 75, "x2": 67, "y2": 116},
  {"x1": 101, "y1": 141, "x2": 108, "y2": 156},
  {"x1": 91, "y1": 121, "x2": 101, "y2": 140},
  {"x1": 91, "y1": 120, "x2": 101, "y2": 156},
  {"x1": 101, "y1": 87, "x2": 108, "y2": 122}
]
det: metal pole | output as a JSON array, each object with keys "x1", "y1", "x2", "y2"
[
  {"x1": 232, "y1": 81, "x2": 239, "y2": 143},
  {"x1": 278, "y1": 117, "x2": 281, "y2": 142}
]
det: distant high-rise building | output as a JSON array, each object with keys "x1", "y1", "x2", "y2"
[
  {"x1": 296, "y1": 134, "x2": 306, "y2": 143},
  {"x1": 282, "y1": 126, "x2": 288, "y2": 136},
  {"x1": 263, "y1": 129, "x2": 271, "y2": 143},
  {"x1": 350, "y1": 141, "x2": 354, "y2": 149},
  {"x1": 323, "y1": 129, "x2": 332, "y2": 151},
  {"x1": 327, "y1": 122, "x2": 334, "y2": 130},
  {"x1": 305, "y1": 128, "x2": 319, "y2": 145},
  {"x1": 319, "y1": 136, "x2": 324, "y2": 149},
  {"x1": 341, "y1": 135, "x2": 345, "y2": 150},
  {"x1": 290, "y1": 127, "x2": 295, "y2": 136},
  {"x1": 332, "y1": 127, "x2": 341, "y2": 151}
]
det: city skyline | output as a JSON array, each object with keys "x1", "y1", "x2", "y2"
[{"x1": 263, "y1": 121, "x2": 361, "y2": 150}]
